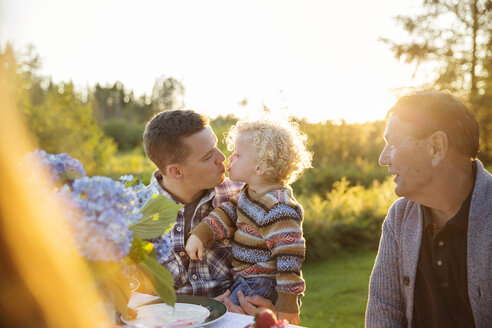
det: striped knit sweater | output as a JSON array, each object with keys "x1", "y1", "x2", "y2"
[{"x1": 192, "y1": 184, "x2": 306, "y2": 314}]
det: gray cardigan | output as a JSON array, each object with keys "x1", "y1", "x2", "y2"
[{"x1": 366, "y1": 160, "x2": 492, "y2": 328}]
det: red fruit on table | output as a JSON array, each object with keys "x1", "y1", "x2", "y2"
[
  {"x1": 275, "y1": 319, "x2": 290, "y2": 328},
  {"x1": 255, "y1": 309, "x2": 278, "y2": 328}
]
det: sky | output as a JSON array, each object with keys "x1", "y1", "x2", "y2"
[{"x1": 0, "y1": 0, "x2": 426, "y2": 123}]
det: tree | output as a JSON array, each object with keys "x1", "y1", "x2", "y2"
[
  {"x1": 91, "y1": 82, "x2": 156, "y2": 124},
  {"x1": 382, "y1": 0, "x2": 491, "y2": 96},
  {"x1": 382, "y1": 0, "x2": 492, "y2": 160},
  {"x1": 28, "y1": 82, "x2": 117, "y2": 173},
  {"x1": 1, "y1": 44, "x2": 116, "y2": 174},
  {"x1": 151, "y1": 76, "x2": 185, "y2": 113}
]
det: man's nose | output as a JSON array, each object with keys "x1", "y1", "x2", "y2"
[
  {"x1": 216, "y1": 149, "x2": 226, "y2": 163},
  {"x1": 379, "y1": 146, "x2": 390, "y2": 166}
]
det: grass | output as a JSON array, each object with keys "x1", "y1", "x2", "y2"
[{"x1": 299, "y1": 250, "x2": 377, "y2": 328}]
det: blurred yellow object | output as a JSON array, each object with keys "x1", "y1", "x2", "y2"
[{"x1": 0, "y1": 54, "x2": 112, "y2": 327}]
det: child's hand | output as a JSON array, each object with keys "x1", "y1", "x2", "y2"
[
  {"x1": 277, "y1": 311, "x2": 300, "y2": 325},
  {"x1": 185, "y1": 234, "x2": 205, "y2": 260}
]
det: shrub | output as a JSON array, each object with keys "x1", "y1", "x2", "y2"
[
  {"x1": 102, "y1": 119, "x2": 145, "y2": 151},
  {"x1": 102, "y1": 148, "x2": 156, "y2": 184},
  {"x1": 299, "y1": 177, "x2": 398, "y2": 263},
  {"x1": 24, "y1": 84, "x2": 117, "y2": 175}
]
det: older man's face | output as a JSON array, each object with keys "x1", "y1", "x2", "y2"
[{"x1": 379, "y1": 115, "x2": 433, "y2": 199}]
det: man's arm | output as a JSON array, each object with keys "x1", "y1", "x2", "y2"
[{"x1": 365, "y1": 216, "x2": 407, "y2": 327}]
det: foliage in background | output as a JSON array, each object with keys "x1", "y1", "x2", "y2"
[
  {"x1": 90, "y1": 76, "x2": 185, "y2": 125},
  {"x1": 381, "y1": 0, "x2": 492, "y2": 161},
  {"x1": 292, "y1": 119, "x2": 387, "y2": 194},
  {"x1": 27, "y1": 83, "x2": 117, "y2": 174},
  {"x1": 102, "y1": 120, "x2": 145, "y2": 151},
  {"x1": 105, "y1": 149, "x2": 156, "y2": 184},
  {"x1": 151, "y1": 76, "x2": 185, "y2": 112},
  {"x1": 91, "y1": 82, "x2": 153, "y2": 123},
  {"x1": 299, "y1": 177, "x2": 398, "y2": 262},
  {"x1": 1, "y1": 44, "x2": 117, "y2": 174},
  {"x1": 1, "y1": 44, "x2": 187, "y2": 175}
]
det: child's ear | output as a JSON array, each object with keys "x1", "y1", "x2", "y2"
[
  {"x1": 166, "y1": 164, "x2": 184, "y2": 179},
  {"x1": 255, "y1": 161, "x2": 267, "y2": 176}
]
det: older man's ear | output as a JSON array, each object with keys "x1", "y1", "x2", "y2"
[{"x1": 429, "y1": 131, "x2": 448, "y2": 167}]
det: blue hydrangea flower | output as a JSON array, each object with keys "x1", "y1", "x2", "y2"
[
  {"x1": 119, "y1": 175, "x2": 148, "y2": 207},
  {"x1": 26, "y1": 150, "x2": 86, "y2": 182},
  {"x1": 150, "y1": 233, "x2": 173, "y2": 263},
  {"x1": 64, "y1": 176, "x2": 143, "y2": 262},
  {"x1": 118, "y1": 174, "x2": 134, "y2": 183}
]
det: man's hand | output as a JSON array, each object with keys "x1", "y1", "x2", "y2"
[
  {"x1": 277, "y1": 311, "x2": 300, "y2": 325},
  {"x1": 213, "y1": 289, "x2": 231, "y2": 302},
  {"x1": 220, "y1": 290, "x2": 275, "y2": 315},
  {"x1": 185, "y1": 234, "x2": 205, "y2": 260}
]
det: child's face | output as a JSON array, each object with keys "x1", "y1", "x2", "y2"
[{"x1": 227, "y1": 135, "x2": 261, "y2": 184}]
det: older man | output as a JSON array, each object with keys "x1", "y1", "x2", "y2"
[{"x1": 366, "y1": 92, "x2": 491, "y2": 327}]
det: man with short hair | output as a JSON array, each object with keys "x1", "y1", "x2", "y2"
[
  {"x1": 366, "y1": 92, "x2": 491, "y2": 328},
  {"x1": 141, "y1": 109, "x2": 241, "y2": 297}
]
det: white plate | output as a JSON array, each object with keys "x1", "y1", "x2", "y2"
[{"x1": 122, "y1": 302, "x2": 211, "y2": 328}]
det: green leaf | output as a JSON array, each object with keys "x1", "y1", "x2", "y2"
[
  {"x1": 131, "y1": 195, "x2": 182, "y2": 239},
  {"x1": 128, "y1": 238, "x2": 155, "y2": 263},
  {"x1": 138, "y1": 256, "x2": 176, "y2": 306}
]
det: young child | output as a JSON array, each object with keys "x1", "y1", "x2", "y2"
[{"x1": 185, "y1": 119, "x2": 312, "y2": 324}]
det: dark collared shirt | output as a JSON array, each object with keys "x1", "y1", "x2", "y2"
[{"x1": 412, "y1": 166, "x2": 477, "y2": 328}]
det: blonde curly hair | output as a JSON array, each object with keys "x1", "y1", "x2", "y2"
[{"x1": 226, "y1": 119, "x2": 312, "y2": 185}]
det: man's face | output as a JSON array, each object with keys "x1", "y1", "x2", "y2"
[
  {"x1": 180, "y1": 126, "x2": 226, "y2": 190},
  {"x1": 379, "y1": 115, "x2": 433, "y2": 199},
  {"x1": 227, "y1": 135, "x2": 259, "y2": 184}
]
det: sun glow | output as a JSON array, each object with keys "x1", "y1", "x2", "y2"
[{"x1": 1, "y1": 0, "x2": 422, "y2": 123}]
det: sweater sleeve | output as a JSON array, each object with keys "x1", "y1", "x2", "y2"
[
  {"x1": 261, "y1": 203, "x2": 305, "y2": 314},
  {"x1": 365, "y1": 206, "x2": 407, "y2": 328},
  {"x1": 192, "y1": 197, "x2": 239, "y2": 245}
]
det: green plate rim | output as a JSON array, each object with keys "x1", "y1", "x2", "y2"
[{"x1": 176, "y1": 295, "x2": 227, "y2": 324}]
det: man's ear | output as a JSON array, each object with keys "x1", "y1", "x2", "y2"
[
  {"x1": 255, "y1": 161, "x2": 267, "y2": 176},
  {"x1": 166, "y1": 164, "x2": 184, "y2": 179},
  {"x1": 429, "y1": 131, "x2": 448, "y2": 167}
]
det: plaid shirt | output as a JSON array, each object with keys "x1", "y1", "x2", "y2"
[{"x1": 140, "y1": 170, "x2": 242, "y2": 297}]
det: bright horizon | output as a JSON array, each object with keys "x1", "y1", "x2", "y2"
[{"x1": 1, "y1": 0, "x2": 428, "y2": 123}]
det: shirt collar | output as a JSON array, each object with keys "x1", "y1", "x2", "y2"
[
  {"x1": 422, "y1": 161, "x2": 477, "y2": 231},
  {"x1": 151, "y1": 169, "x2": 216, "y2": 205}
]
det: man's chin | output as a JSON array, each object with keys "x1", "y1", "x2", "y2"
[
  {"x1": 217, "y1": 173, "x2": 226, "y2": 185},
  {"x1": 394, "y1": 184, "x2": 406, "y2": 197}
]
